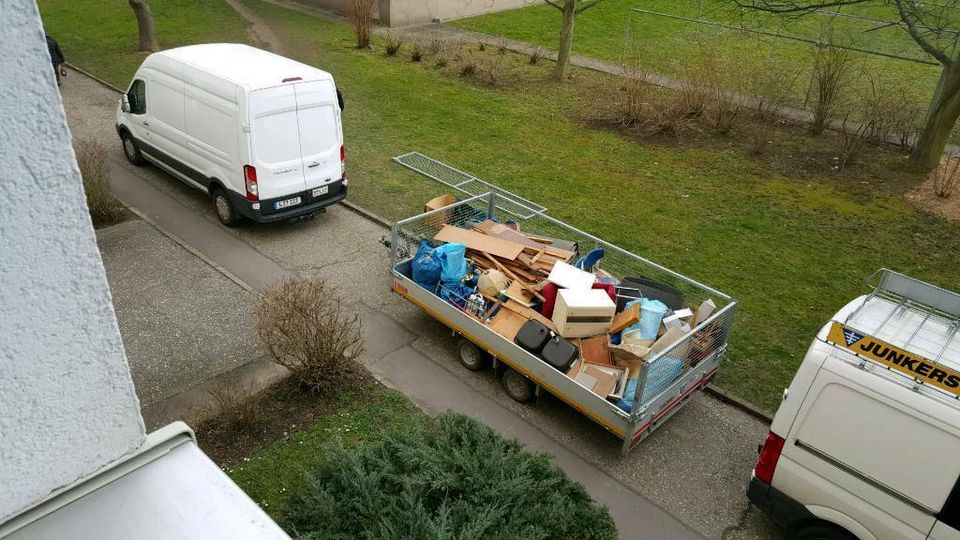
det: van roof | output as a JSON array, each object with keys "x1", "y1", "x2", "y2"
[
  {"x1": 151, "y1": 43, "x2": 334, "y2": 90},
  {"x1": 825, "y1": 269, "x2": 960, "y2": 385}
]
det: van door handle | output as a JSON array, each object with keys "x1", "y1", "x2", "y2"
[{"x1": 307, "y1": 162, "x2": 320, "y2": 168}]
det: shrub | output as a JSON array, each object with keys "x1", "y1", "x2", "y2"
[
  {"x1": 428, "y1": 37, "x2": 447, "y2": 55},
  {"x1": 745, "y1": 63, "x2": 800, "y2": 155},
  {"x1": 859, "y1": 73, "x2": 922, "y2": 149},
  {"x1": 384, "y1": 33, "x2": 403, "y2": 56},
  {"x1": 458, "y1": 59, "x2": 477, "y2": 78},
  {"x1": 809, "y1": 44, "x2": 851, "y2": 135},
  {"x1": 349, "y1": 0, "x2": 377, "y2": 49},
  {"x1": 435, "y1": 54, "x2": 449, "y2": 68},
  {"x1": 73, "y1": 139, "x2": 124, "y2": 228},
  {"x1": 478, "y1": 41, "x2": 486, "y2": 52},
  {"x1": 530, "y1": 47, "x2": 543, "y2": 65},
  {"x1": 283, "y1": 413, "x2": 618, "y2": 540},
  {"x1": 933, "y1": 155, "x2": 960, "y2": 198},
  {"x1": 839, "y1": 112, "x2": 874, "y2": 168},
  {"x1": 411, "y1": 45, "x2": 422, "y2": 63},
  {"x1": 207, "y1": 384, "x2": 259, "y2": 432},
  {"x1": 255, "y1": 278, "x2": 364, "y2": 393}
]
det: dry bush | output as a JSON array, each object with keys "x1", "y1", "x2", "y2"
[
  {"x1": 73, "y1": 139, "x2": 124, "y2": 227},
  {"x1": 478, "y1": 41, "x2": 486, "y2": 52},
  {"x1": 530, "y1": 47, "x2": 543, "y2": 65},
  {"x1": 428, "y1": 38, "x2": 447, "y2": 55},
  {"x1": 458, "y1": 58, "x2": 477, "y2": 78},
  {"x1": 933, "y1": 155, "x2": 960, "y2": 198},
  {"x1": 349, "y1": 0, "x2": 377, "y2": 49},
  {"x1": 859, "y1": 73, "x2": 922, "y2": 149},
  {"x1": 207, "y1": 384, "x2": 259, "y2": 432},
  {"x1": 497, "y1": 39, "x2": 509, "y2": 56},
  {"x1": 435, "y1": 54, "x2": 449, "y2": 68},
  {"x1": 411, "y1": 45, "x2": 422, "y2": 62},
  {"x1": 697, "y1": 48, "x2": 745, "y2": 135},
  {"x1": 809, "y1": 44, "x2": 851, "y2": 135},
  {"x1": 255, "y1": 278, "x2": 364, "y2": 393},
  {"x1": 745, "y1": 64, "x2": 801, "y2": 155},
  {"x1": 839, "y1": 112, "x2": 875, "y2": 168},
  {"x1": 383, "y1": 33, "x2": 403, "y2": 56}
]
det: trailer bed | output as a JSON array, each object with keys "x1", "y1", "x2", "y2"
[{"x1": 389, "y1": 193, "x2": 737, "y2": 454}]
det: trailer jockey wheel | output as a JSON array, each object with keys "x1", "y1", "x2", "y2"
[
  {"x1": 458, "y1": 339, "x2": 490, "y2": 371},
  {"x1": 502, "y1": 367, "x2": 535, "y2": 403}
]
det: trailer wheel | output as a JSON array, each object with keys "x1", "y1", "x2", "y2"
[
  {"x1": 502, "y1": 367, "x2": 535, "y2": 403},
  {"x1": 458, "y1": 339, "x2": 490, "y2": 371},
  {"x1": 791, "y1": 523, "x2": 855, "y2": 540}
]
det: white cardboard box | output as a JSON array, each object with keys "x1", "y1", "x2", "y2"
[{"x1": 552, "y1": 288, "x2": 616, "y2": 338}]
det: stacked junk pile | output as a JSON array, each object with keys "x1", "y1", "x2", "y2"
[{"x1": 411, "y1": 196, "x2": 719, "y2": 413}]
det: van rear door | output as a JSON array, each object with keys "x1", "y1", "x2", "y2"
[
  {"x1": 249, "y1": 85, "x2": 306, "y2": 201},
  {"x1": 293, "y1": 80, "x2": 341, "y2": 193}
]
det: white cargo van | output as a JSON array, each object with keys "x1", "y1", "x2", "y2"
[
  {"x1": 116, "y1": 43, "x2": 346, "y2": 226},
  {"x1": 749, "y1": 269, "x2": 960, "y2": 540}
]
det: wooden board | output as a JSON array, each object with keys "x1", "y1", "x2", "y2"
[
  {"x1": 487, "y1": 308, "x2": 526, "y2": 340},
  {"x1": 579, "y1": 335, "x2": 612, "y2": 366},
  {"x1": 434, "y1": 225, "x2": 525, "y2": 260},
  {"x1": 609, "y1": 304, "x2": 641, "y2": 334},
  {"x1": 474, "y1": 220, "x2": 575, "y2": 261},
  {"x1": 501, "y1": 299, "x2": 558, "y2": 333},
  {"x1": 503, "y1": 280, "x2": 534, "y2": 307}
]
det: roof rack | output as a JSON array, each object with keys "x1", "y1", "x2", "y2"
[{"x1": 844, "y1": 269, "x2": 960, "y2": 365}]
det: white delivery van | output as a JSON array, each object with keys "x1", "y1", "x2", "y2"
[
  {"x1": 748, "y1": 269, "x2": 960, "y2": 540},
  {"x1": 116, "y1": 43, "x2": 346, "y2": 226}
]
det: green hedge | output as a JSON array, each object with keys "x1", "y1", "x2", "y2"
[{"x1": 284, "y1": 413, "x2": 617, "y2": 540}]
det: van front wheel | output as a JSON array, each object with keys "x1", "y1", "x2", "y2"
[
  {"x1": 791, "y1": 524, "x2": 855, "y2": 540},
  {"x1": 212, "y1": 188, "x2": 242, "y2": 227},
  {"x1": 121, "y1": 133, "x2": 144, "y2": 166}
]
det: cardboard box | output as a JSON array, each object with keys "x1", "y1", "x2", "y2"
[
  {"x1": 570, "y1": 362, "x2": 627, "y2": 398},
  {"x1": 579, "y1": 335, "x2": 612, "y2": 366},
  {"x1": 552, "y1": 288, "x2": 616, "y2": 338},
  {"x1": 424, "y1": 194, "x2": 457, "y2": 230}
]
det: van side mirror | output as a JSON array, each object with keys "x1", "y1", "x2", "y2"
[{"x1": 121, "y1": 94, "x2": 131, "y2": 113}]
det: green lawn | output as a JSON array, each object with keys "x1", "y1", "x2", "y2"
[
  {"x1": 38, "y1": 0, "x2": 252, "y2": 89},
  {"x1": 452, "y1": 0, "x2": 943, "y2": 132},
  {"x1": 39, "y1": 0, "x2": 960, "y2": 411},
  {"x1": 226, "y1": 387, "x2": 423, "y2": 518}
]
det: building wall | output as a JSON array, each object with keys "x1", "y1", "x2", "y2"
[
  {"x1": 305, "y1": 0, "x2": 539, "y2": 27},
  {"x1": 0, "y1": 1, "x2": 145, "y2": 523}
]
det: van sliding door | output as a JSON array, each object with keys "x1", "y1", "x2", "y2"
[{"x1": 292, "y1": 80, "x2": 341, "y2": 193}]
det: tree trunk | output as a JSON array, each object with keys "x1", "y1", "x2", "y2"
[
  {"x1": 551, "y1": 0, "x2": 576, "y2": 81},
  {"x1": 911, "y1": 63, "x2": 960, "y2": 169},
  {"x1": 129, "y1": 0, "x2": 158, "y2": 52}
]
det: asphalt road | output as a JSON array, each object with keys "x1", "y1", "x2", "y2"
[{"x1": 61, "y1": 67, "x2": 783, "y2": 540}]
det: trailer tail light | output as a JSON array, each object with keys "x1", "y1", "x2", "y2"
[
  {"x1": 243, "y1": 165, "x2": 259, "y2": 201},
  {"x1": 340, "y1": 145, "x2": 345, "y2": 179},
  {"x1": 754, "y1": 431, "x2": 785, "y2": 485}
]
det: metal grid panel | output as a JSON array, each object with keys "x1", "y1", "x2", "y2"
[
  {"x1": 393, "y1": 152, "x2": 547, "y2": 219},
  {"x1": 392, "y1": 193, "x2": 738, "y2": 426}
]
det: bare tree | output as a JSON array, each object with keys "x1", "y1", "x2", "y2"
[
  {"x1": 128, "y1": 0, "x2": 158, "y2": 52},
  {"x1": 544, "y1": 0, "x2": 605, "y2": 80},
  {"x1": 734, "y1": 0, "x2": 960, "y2": 169}
]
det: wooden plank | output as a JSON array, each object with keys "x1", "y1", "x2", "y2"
[
  {"x1": 483, "y1": 253, "x2": 546, "y2": 302},
  {"x1": 487, "y1": 308, "x2": 526, "y2": 340},
  {"x1": 503, "y1": 280, "x2": 534, "y2": 307},
  {"x1": 609, "y1": 304, "x2": 641, "y2": 334},
  {"x1": 434, "y1": 225, "x2": 525, "y2": 260},
  {"x1": 501, "y1": 299, "x2": 558, "y2": 333},
  {"x1": 579, "y1": 335, "x2": 612, "y2": 366},
  {"x1": 475, "y1": 220, "x2": 575, "y2": 261}
]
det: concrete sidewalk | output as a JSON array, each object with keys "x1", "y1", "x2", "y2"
[{"x1": 62, "y1": 66, "x2": 781, "y2": 539}]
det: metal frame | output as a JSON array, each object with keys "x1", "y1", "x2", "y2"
[
  {"x1": 390, "y1": 192, "x2": 738, "y2": 455},
  {"x1": 393, "y1": 152, "x2": 548, "y2": 219}
]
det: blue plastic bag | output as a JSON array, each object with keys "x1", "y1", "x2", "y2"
[
  {"x1": 614, "y1": 356, "x2": 684, "y2": 413},
  {"x1": 412, "y1": 241, "x2": 441, "y2": 291},
  {"x1": 435, "y1": 242, "x2": 468, "y2": 285},
  {"x1": 622, "y1": 298, "x2": 669, "y2": 341}
]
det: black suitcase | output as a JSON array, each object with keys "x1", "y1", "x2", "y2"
[
  {"x1": 541, "y1": 336, "x2": 578, "y2": 372},
  {"x1": 515, "y1": 320, "x2": 550, "y2": 354}
]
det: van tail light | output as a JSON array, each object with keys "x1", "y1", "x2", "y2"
[
  {"x1": 243, "y1": 165, "x2": 259, "y2": 201},
  {"x1": 754, "y1": 431, "x2": 785, "y2": 485},
  {"x1": 339, "y1": 145, "x2": 346, "y2": 179}
]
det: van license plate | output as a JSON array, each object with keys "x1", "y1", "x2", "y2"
[
  {"x1": 312, "y1": 186, "x2": 329, "y2": 197},
  {"x1": 274, "y1": 197, "x2": 301, "y2": 210}
]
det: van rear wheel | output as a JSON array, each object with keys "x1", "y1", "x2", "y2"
[
  {"x1": 121, "y1": 133, "x2": 145, "y2": 166},
  {"x1": 791, "y1": 524, "x2": 856, "y2": 540},
  {"x1": 212, "y1": 188, "x2": 242, "y2": 227}
]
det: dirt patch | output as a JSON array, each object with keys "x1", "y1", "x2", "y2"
[
  {"x1": 906, "y1": 175, "x2": 960, "y2": 221},
  {"x1": 196, "y1": 372, "x2": 379, "y2": 467},
  {"x1": 224, "y1": 0, "x2": 287, "y2": 55}
]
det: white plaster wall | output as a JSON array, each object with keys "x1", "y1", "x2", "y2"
[
  {"x1": 0, "y1": 0, "x2": 145, "y2": 523},
  {"x1": 379, "y1": 0, "x2": 539, "y2": 27}
]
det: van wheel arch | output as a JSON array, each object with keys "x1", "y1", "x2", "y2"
[{"x1": 789, "y1": 519, "x2": 857, "y2": 540}]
